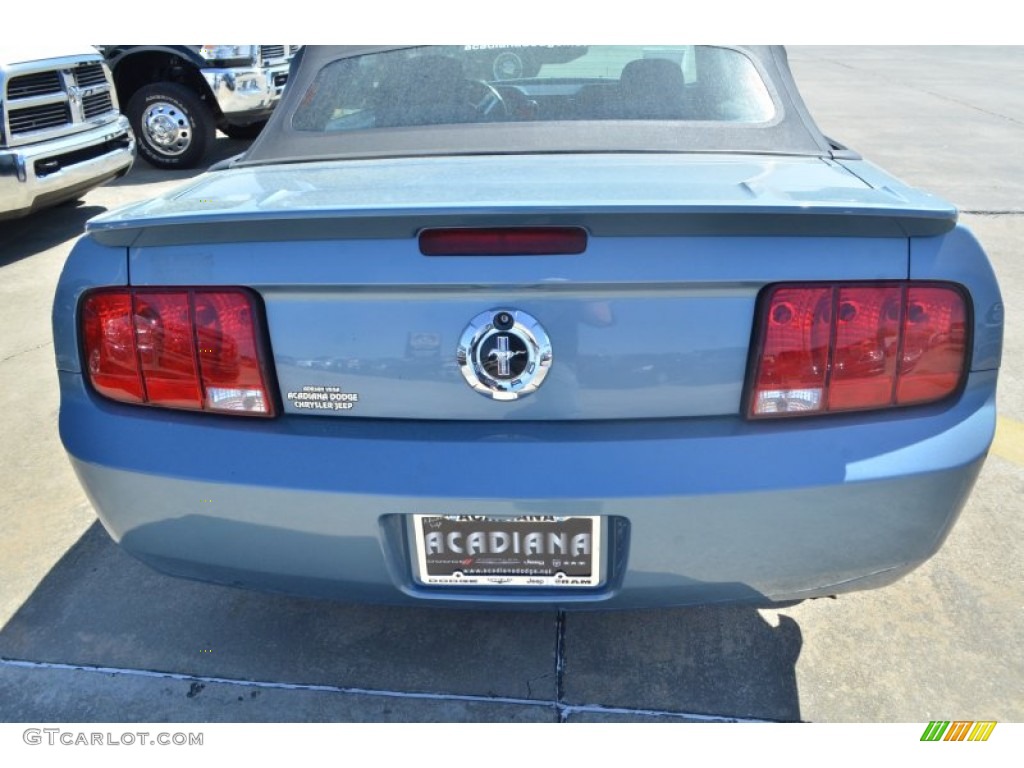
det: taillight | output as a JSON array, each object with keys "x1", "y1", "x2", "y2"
[
  {"x1": 82, "y1": 291, "x2": 145, "y2": 404},
  {"x1": 80, "y1": 288, "x2": 274, "y2": 417},
  {"x1": 419, "y1": 227, "x2": 587, "y2": 256},
  {"x1": 749, "y1": 282, "x2": 968, "y2": 418}
]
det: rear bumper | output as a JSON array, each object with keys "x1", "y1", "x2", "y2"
[
  {"x1": 0, "y1": 117, "x2": 134, "y2": 220},
  {"x1": 59, "y1": 369, "x2": 997, "y2": 610}
]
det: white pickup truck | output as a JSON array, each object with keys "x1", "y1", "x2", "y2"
[{"x1": 1, "y1": 45, "x2": 134, "y2": 220}]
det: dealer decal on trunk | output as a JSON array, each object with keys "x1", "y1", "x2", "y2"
[{"x1": 285, "y1": 385, "x2": 360, "y2": 411}]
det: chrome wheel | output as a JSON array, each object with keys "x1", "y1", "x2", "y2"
[
  {"x1": 126, "y1": 82, "x2": 213, "y2": 169},
  {"x1": 141, "y1": 101, "x2": 192, "y2": 156}
]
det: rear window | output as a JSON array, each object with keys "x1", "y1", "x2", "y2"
[{"x1": 291, "y1": 45, "x2": 777, "y2": 133}]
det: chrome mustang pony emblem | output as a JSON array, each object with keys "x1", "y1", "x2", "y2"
[
  {"x1": 487, "y1": 335, "x2": 526, "y2": 377},
  {"x1": 457, "y1": 309, "x2": 552, "y2": 401}
]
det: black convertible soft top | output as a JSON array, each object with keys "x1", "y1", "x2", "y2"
[{"x1": 240, "y1": 45, "x2": 834, "y2": 167}]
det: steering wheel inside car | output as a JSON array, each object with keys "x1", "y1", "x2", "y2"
[{"x1": 466, "y1": 80, "x2": 508, "y2": 120}]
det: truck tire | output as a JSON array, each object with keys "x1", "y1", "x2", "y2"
[
  {"x1": 127, "y1": 82, "x2": 214, "y2": 169},
  {"x1": 221, "y1": 120, "x2": 267, "y2": 140}
]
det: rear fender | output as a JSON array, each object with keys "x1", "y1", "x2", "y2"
[
  {"x1": 911, "y1": 224, "x2": 1003, "y2": 372},
  {"x1": 52, "y1": 237, "x2": 128, "y2": 374}
]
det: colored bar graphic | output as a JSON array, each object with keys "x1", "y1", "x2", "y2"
[
  {"x1": 944, "y1": 721, "x2": 971, "y2": 741},
  {"x1": 970, "y1": 722, "x2": 997, "y2": 741},
  {"x1": 921, "y1": 721, "x2": 996, "y2": 742}
]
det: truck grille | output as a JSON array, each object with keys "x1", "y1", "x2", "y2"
[
  {"x1": 8, "y1": 103, "x2": 72, "y2": 133},
  {"x1": 74, "y1": 63, "x2": 108, "y2": 88},
  {"x1": 6, "y1": 71, "x2": 62, "y2": 99},
  {"x1": 82, "y1": 92, "x2": 113, "y2": 119},
  {"x1": 260, "y1": 45, "x2": 299, "y2": 65},
  {"x1": 1, "y1": 57, "x2": 118, "y2": 144}
]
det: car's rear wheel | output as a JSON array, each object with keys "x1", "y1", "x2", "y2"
[{"x1": 127, "y1": 83, "x2": 214, "y2": 169}]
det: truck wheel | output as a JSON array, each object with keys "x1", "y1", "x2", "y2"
[
  {"x1": 127, "y1": 83, "x2": 214, "y2": 169},
  {"x1": 221, "y1": 120, "x2": 267, "y2": 140}
]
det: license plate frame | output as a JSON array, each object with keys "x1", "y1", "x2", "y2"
[{"x1": 411, "y1": 514, "x2": 603, "y2": 588}]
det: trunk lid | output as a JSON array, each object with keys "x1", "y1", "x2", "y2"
[{"x1": 92, "y1": 154, "x2": 946, "y2": 421}]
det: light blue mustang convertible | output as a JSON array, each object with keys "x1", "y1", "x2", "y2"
[{"x1": 53, "y1": 46, "x2": 1003, "y2": 608}]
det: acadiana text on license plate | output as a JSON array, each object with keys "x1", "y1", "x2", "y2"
[{"x1": 412, "y1": 515, "x2": 602, "y2": 588}]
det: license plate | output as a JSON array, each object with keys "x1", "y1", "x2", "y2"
[{"x1": 412, "y1": 514, "x2": 602, "y2": 588}]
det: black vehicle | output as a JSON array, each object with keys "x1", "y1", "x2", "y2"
[{"x1": 100, "y1": 45, "x2": 298, "y2": 169}]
